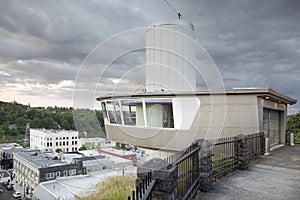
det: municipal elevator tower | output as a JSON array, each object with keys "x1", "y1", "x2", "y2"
[{"x1": 146, "y1": 20, "x2": 196, "y2": 92}]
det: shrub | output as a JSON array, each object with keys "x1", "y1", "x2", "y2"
[{"x1": 78, "y1": 175, "x2": 136, "y2": 200}]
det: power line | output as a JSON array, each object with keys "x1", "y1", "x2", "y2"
[{"x1": 163, "y1": 0, "x2": 179, "y2": 17}]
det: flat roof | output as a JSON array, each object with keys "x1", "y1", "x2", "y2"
[
  {"x1": 35, "y1": 167, "x2": 137, "y2": 199},
  {"x1": 14, "y1": 150, "x2": 69, "y2": 168},
  {"x1": 97, "y1": 87, "x2": 297, "y2": 105},
  {"x1": 30, "y1": 129, "x2": 79, "y2": 135}
]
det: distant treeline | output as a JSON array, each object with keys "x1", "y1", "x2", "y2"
[
  {"x1": 287, "y1": 112, "x2": 300, "y2": 130},
  {"x1": 0, "y1": 101, "x2": 105, "y2": 143}
]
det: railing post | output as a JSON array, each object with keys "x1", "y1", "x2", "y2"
[
  {"x1": 198, "y1": 139, "x2": 212, "y2": 192},
  {"x1": 264, "y1": 130, "x2": 271, "y2": 156},
  {"x1": 290, "y1": 132, "x2": 295, "y2": 146},
  {"x1": 137, "y1": 158, "x2": 177, "y2": 200},
  {"x1": 237, "y1": 134, "x2": 249, "y2": 170}
]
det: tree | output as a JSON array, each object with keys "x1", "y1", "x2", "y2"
[
  {"x1": 79, "y1": 145, "x2": 87, "y2": 151},
  {"x1": 287, "y1": 112, "x2": 300, "y2": 130},
  {"x1": 115, "y1": 142, "x2": 120, "y2": 149},
  {"x1": 55, "y1": 148, "x2": 62, "y2": 153},
  {"x1": 120, "y1": 143, "x2": 126, "y2": 150}
]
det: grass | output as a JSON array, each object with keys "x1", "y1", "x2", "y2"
[
  {"x1": 212, "y1": 155, "x2": 235, "y2": 168},
  {"x1": 78, "y1": 175, "x2": 136, "y2": 200}
]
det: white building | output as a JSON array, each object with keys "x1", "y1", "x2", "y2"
[{"x1": 30, "y1": 129, "x2": 80, "y2": 152}]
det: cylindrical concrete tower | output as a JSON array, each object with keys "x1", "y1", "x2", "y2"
[{"x1": 146, "y1": 20, "x2": 196, "y2": 92}]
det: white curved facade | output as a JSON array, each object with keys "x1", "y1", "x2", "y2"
[{"x1": 146, "y1": 20, "x2": 196, "y2": 92}]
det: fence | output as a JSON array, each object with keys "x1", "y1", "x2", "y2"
[
  {"x1": 210, "y1": 132, "x2": 264, "y2": 179},
  {"x1": 128, "y1": 171, "x2": 156, "y2": 200},
  {"x1": 172, "y1": 143, "x2": 200, "y2": 199},
  {"x1": 128, "y1": 132, "x2": 265, "y2": 200},
  {"x1": 286, "y1": 129, "x2": 300, "y2": 145},
  {"x1": 247, "y1": 132, "x2": 265, "y2": 161},
  {"x1": 211, "y1": 137, "x2": 239, "y2": 179}
]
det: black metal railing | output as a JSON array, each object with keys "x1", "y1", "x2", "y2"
[
  {"x1": 171, "y1": 143, "x2": 200, "y2": 200},
  {"x1": 128, "y1": 132, "x2": 265, "y2": 199},
  {"x1": 211, "y1": 132, "x2": 264, "y2": 179},
  {"x1": 211, "y1": 136, "x2": 239, "y2": 179},
  {"x1": 247, "y1": 132, "x2": 265, "y2": 161},
  {"x1": 128, "y1": 171, "x2": 156, "y2": 200}
]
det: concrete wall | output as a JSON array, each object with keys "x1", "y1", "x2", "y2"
[{"x1": 195, "y1": 94, "x2": 260, "y2": 139}]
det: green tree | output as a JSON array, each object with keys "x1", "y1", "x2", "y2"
[
  {"x1": 55, "y1": 148, "x2": 62, "y2": 153},
  {"x1": 79, "y1": 145, "x2": 87, "y2": 151},
  {"x1": 115, "y1": 142, "x2": 120, "y2": 149},
  {"x1": 287, "y1": 112, "x2": 300, "y2": 130},
  {"x1": 120, "y1": 143, "x2": 126, "y2": 150}
]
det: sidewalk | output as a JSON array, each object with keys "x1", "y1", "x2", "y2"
[{"x1": 196, "y1": 146, "x2": 300, "y2": 200}]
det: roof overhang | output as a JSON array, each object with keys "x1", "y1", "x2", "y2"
[{"x1": 97, "y1": 87, "x2": 297, "y2": 105}]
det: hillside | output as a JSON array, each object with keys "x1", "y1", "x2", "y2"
[{"x1": 0, "y1": 101, "x2": 105, "y2": 143}]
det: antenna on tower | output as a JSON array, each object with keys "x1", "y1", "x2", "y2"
[{"x1": 178, "y1": 12, "x2": 182, "y2": 19}]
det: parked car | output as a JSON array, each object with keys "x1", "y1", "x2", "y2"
[
  {"x1": 13, "y1": 191, "x2": 22, "y2": 198},
  {"x1": 0, "y1": 189, "x2": 3, "y2": 193},
  {"x1": 6, "y1": 184, "x2": 14, "y2": 190},
  {"x1": 2, "y1": 181, "x2": 9, "y2": 186}
]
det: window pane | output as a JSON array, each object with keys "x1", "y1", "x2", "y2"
[
  {"x1": 121, "y1": 100, "x2": 137, "y2": 125},
  {"x1": 106, "y1": 101, "x2": 122, "y2": 124}
]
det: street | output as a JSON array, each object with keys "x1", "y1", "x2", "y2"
[{"x1": 0, "y1": 184, "x2": 16, "y2": 200}]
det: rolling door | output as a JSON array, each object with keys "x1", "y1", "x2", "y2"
[{"x1": 263, "y1": 108, "x2": 281, "y2": 145}]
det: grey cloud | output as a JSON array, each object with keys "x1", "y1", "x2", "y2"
[{"x1": 0, "y1": 0, "x2": 299, "y2": 113}]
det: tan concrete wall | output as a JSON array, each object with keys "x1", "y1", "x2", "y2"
[{"x1": 195, "y1": 94, "x2": 260, "y2": 140}]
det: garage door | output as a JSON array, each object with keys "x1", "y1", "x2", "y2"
[{"x1": 263, "y1": 108, "x2": 281, "y2": 145}]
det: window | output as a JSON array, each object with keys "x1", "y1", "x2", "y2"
[
  {"x1": 121, "y1": 100, "x2": 139, "y2": 125},
  {"x1": 103, "y1": 98, "x2": 174, "y2": 128},
  {"x1": 72, "y1": 141, "x2": 74, "y2": 145},
  {"x1": 106, "y1": 101, "x2": 122, "y2": 124},
  {"x1": 56, "y1": 171, "x2": 60, "y2": 177},
  {"x1": 69, "y1": 169, "x2": 76, "y2": 176},
  {"x1": 64, "y1": 170, "x2": 68, "y2": 176},
  {"x1": 56, "y1": 142, "x2": 58, "y2": 146},
  {"x1": 63, "y1": 142, "x2": 65, "y2": 146},
  {"x1": 63, "y1": 137, "x2": 65, "y2": 140},
  {"x1": 46, "y1": 172, "x2": 55, "y2": 179},
  {"x1": 60, "y1": 142, "x2": 62, "y2": 146},
  {"x1": 75, "y1": 141, "x2": 77, "y2": 145},
  {"x1": 66, "y1": 137, "x2": 69, "y2": 140},
  {"x1": 66, "y1": 141, "x2": 69, "y2": 145}
]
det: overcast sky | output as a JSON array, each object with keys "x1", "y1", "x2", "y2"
[{"x1": 0, "y1": 0, "x2": 299, "y2": 114}]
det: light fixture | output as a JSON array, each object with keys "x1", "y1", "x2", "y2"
[{"x1": 265, "y1": 96, "x2": 270, "y2": 99}]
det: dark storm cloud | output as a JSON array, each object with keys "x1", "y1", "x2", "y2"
[{"x1": 0, "y1": 0, "x2": 299, "y2": 112}]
